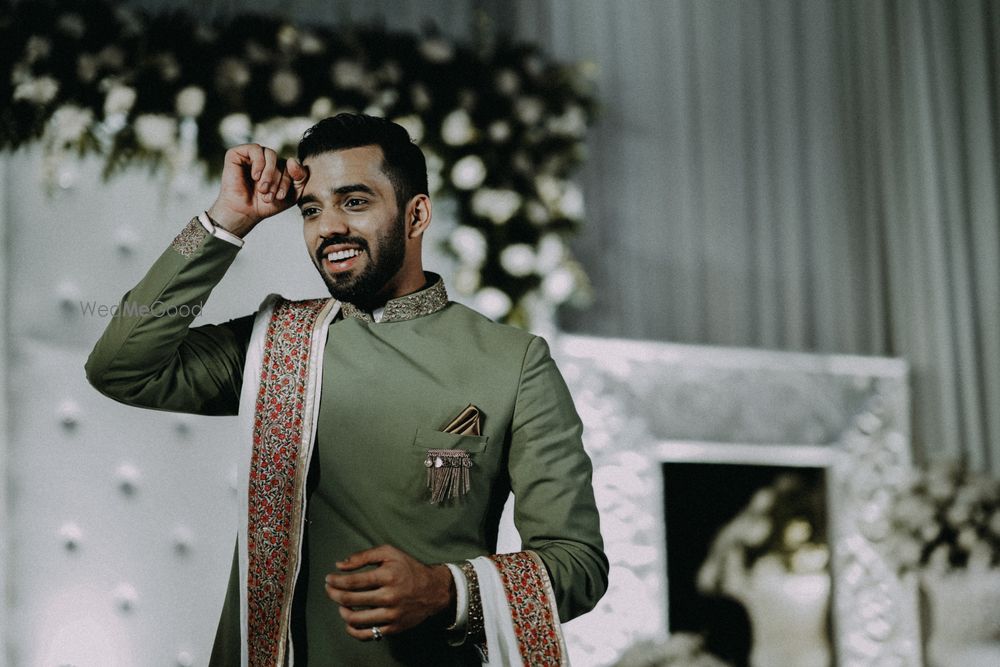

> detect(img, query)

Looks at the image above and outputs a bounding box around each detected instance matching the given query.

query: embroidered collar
[339,273,449,323]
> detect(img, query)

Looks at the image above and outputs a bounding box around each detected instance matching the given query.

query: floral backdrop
[0,0,598,326]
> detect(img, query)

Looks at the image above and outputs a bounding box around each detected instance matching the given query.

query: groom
[86,113,607,665]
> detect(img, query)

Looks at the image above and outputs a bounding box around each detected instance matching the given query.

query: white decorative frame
[549,334,921,667]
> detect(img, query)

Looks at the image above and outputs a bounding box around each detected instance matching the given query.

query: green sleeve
[507,336,609,621]
[85,219,254,416]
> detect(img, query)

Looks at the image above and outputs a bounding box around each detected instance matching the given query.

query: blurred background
[1,0,999,665]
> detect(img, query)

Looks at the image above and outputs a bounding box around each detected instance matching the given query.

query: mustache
[316,236,369,261]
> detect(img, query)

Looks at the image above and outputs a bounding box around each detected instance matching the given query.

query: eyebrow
[297,183,378,208]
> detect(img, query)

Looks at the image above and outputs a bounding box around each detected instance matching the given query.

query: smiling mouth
[320,245,365,273]
[327,248,361,262]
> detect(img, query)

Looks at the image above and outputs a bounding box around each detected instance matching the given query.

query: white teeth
[326,249,361,262]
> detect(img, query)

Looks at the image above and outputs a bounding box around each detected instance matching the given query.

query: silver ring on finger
[371,625,383,641]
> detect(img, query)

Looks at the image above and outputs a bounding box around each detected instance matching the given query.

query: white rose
[449,226,488,266]
[957,526,979,550]
[392,115,424,144]
[696,559,720,593]
[134,114,177,151]
[547,104,588,137]
[244,40,271,64]
[410,83,432,111]
[158,53,181,81]
[25,36,52,63]
[946,503,971,527]
[473,287,512,320]
[270,69,302,106]
[488,120,511,143]
[535,175,563,205]
[57,13,86,39]
[14,76,59,105]
[926,466,956,500]
[300,32,326,55]
[782,518,813,548]
[919,522,940,542]
[283,117,314,146]
[453,266,481,295]
[419,38,454,63]
[790,544,829,573]
[277,25,299,52]
[252,118,291,152]
[310,97,334,119]
[77,53,99,83]
[378,61,402,85]
[499,244,535,277]
[534,234,565,273]
[49,105,93,145]
[514,96,544,125]
[175,86,205,117]
[219,113,251,147]
[495,68,520,96]
[450,155,486,190]
[424,148,444,193]
[98,46,125,70]
[525,201,549,225]
[376,88,399,109]
[559,183,585,219]
[989,509,1000,536]
[216,58,251,89]
[331,60,366,89]
[749,488,776,513]
[441,109,474,146]
[892,537,923,568]
[471,188,522,224]
[427,171,443,195]
[541,266,576,304]
[103,84,136,116]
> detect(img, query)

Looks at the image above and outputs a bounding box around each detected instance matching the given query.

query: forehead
[301,145,392,196]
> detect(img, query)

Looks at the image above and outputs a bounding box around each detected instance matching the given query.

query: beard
[313,209,407,309]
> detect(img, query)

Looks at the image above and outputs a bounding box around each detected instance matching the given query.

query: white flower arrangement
[697,473,829,599]
[1,0,597,327]
[885,462,1000,573]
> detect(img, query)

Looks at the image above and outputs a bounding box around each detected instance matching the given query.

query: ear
[406,194,432,239]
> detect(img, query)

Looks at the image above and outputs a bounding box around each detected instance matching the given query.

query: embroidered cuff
[170,218,210,257]
[197,211,245,248]
[460,560,485,643]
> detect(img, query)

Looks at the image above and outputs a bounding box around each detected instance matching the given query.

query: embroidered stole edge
[236,295,339,667]
[473,551,569,666]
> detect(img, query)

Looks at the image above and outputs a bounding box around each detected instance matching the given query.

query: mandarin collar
[339,273,448,323]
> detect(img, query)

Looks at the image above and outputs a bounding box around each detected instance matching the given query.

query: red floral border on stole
[246,298,329,667]
[489,551,565,666]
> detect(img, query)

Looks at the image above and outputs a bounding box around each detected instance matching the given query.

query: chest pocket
[411,428,489,453]
[412,429,492,503]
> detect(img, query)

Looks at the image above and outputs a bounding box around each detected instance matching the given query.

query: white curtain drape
[499,0,1000,472]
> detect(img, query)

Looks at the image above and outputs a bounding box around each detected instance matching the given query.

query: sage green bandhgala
[86,220,608,666]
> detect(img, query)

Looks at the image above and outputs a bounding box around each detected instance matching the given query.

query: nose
[316,210,350,238]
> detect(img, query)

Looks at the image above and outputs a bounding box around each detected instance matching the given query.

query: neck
[350,271,432,311]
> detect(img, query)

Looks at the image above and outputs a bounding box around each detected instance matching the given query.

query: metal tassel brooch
[425,449,472,503]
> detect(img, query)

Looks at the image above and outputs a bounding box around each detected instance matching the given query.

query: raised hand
[206,144,309,238]
[324,544,456,641]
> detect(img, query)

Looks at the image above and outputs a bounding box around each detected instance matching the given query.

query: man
[86,114,607,666]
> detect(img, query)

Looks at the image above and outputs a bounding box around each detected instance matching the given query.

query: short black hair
[298,113,428,208]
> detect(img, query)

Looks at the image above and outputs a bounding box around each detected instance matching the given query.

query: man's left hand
[325,544,455,641]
